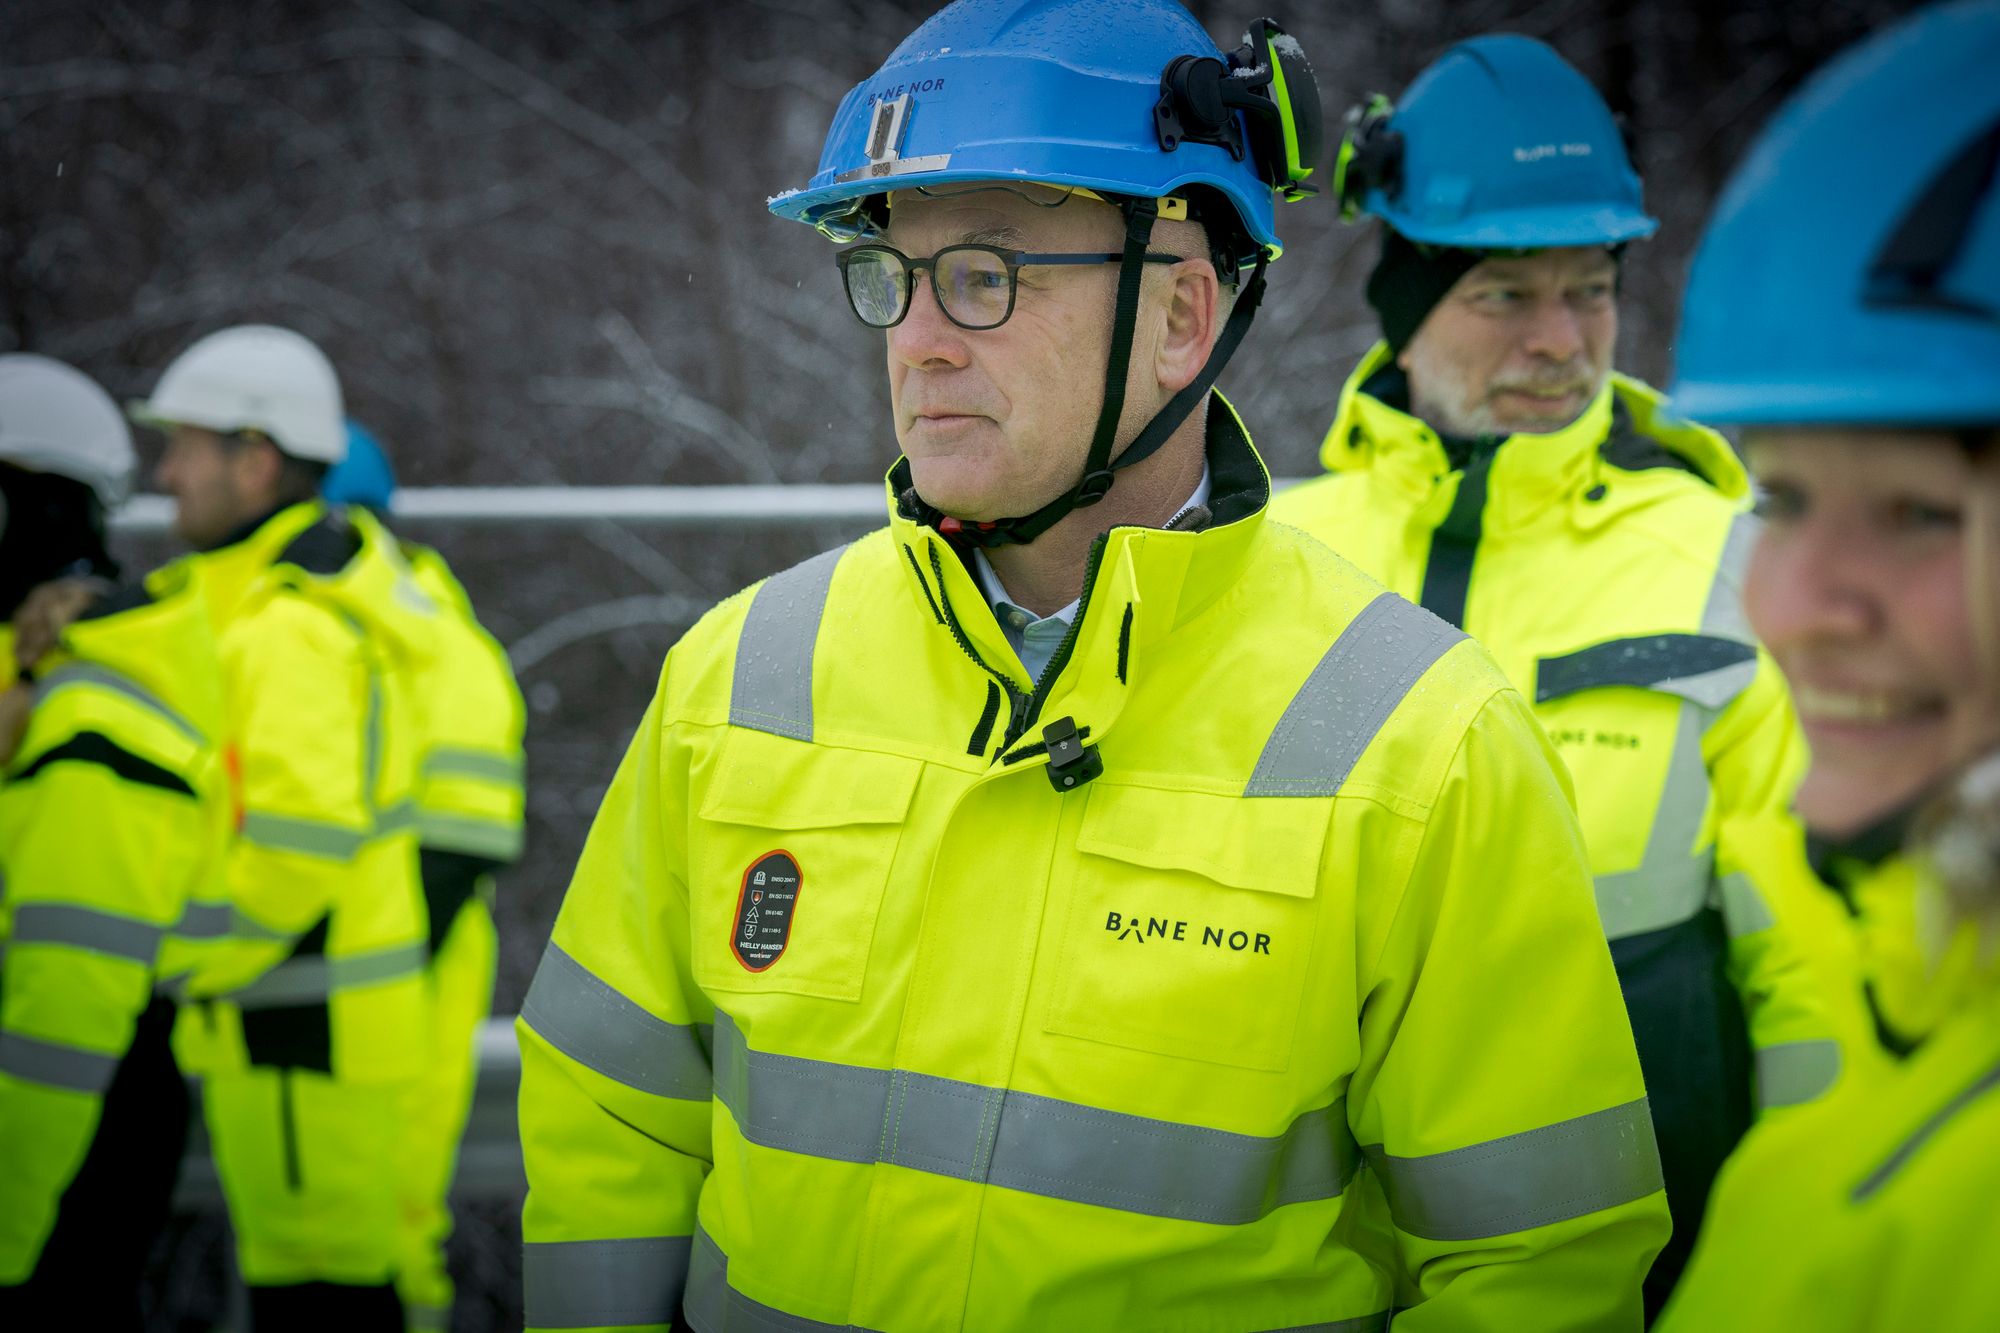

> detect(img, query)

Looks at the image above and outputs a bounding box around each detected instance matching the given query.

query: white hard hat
[0,352,138,505]
[130,324,346,464]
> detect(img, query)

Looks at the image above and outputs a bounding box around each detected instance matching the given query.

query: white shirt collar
[971,461,1212,628]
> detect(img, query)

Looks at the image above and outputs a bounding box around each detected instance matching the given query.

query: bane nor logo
[732,850,802,972]
[1104,911,1271,955]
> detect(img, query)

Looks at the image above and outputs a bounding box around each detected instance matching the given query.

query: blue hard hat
[1336,34,1656,249]
[322,419,397,510]
[1673,0,2000,427]
[767,0,1311,258]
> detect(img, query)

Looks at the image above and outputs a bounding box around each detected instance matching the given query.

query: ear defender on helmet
[1155,18,1322,204]
[1332,94,1402,221]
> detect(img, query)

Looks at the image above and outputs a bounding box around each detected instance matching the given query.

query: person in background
[0,353,230,1327]
[325,422,527,1333]
[1656,2,2000,1325]
[1272,35,1833,1312]
[515,2,1667,1329]
[134,325,439,1330]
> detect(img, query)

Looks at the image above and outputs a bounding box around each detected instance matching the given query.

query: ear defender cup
[1333,94,1402,220]
[1156,17,1322,198]
[1245,18,1323,200]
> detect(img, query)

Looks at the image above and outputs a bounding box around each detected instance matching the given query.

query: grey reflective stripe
[1714,870,1776,937]
[363,668,385,816]
[520,940,712,1100]
[375,799,421,837]
[0,1031,120,1094]
[684,1226,1390,1333]
[1703,511,1760,644]
[1593,703,1715,940]
[686,1227,859,1333]
[406,1305,448,1333]
[1589,513,1763,940]
[1852,1056,2000,1202]
[713,1012,1357,1225]
[38,663,204,743]
[419,811,525,859]
[225,942,427,1009]
[1534,634,1758,710]
[1757,1040,1842,1109]
[1247,592,1465,797]
[1363,1097,1663,1241]
[240,810,367,859]
[522,1235,691,1330]
[174,900,237,940]
[730,545,846,742]
[424,748,524,785]
[9,903,164,965]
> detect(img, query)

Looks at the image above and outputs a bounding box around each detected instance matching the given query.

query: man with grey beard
[1274,34,1839,1319]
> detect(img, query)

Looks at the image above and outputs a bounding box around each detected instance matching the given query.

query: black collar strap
[899,196,1269,550]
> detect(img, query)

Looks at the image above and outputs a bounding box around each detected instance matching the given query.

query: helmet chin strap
[898,196,1269,549]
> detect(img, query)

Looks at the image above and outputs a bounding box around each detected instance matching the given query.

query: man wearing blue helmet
[1275,34,1835,1313]
[517,3,1667,1329]
[1658,3,2000,1326]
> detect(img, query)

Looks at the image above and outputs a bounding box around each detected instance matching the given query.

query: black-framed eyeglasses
[836,243,1181,331]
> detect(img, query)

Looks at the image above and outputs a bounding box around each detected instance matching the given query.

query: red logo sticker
[731,850,802,972]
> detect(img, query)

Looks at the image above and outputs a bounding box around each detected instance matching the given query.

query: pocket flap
[701,732,922,829]
[1076,784,1329,897]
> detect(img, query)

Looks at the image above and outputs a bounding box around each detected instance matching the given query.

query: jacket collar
[885,392,1270,745]
[181,500,439,666]
[1318,341,1749,536]
[184,500,327,633]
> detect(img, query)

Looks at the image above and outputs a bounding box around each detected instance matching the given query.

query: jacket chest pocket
[1043,784,1329,1073]
[691,730,921,1003]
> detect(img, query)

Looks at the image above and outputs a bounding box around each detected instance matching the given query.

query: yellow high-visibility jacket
[518,400,1669,1333]
[396,539,525,1330]
[1274,348,1837,1292]
[170,501,438,1085]
[1658,932,2000,1330]
[405,541,526,873]
[0,566,230,1280]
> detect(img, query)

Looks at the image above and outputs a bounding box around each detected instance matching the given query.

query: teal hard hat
[1672,0,2000,426]
[322,419,397,511]
[767,0,1322,262]
[1333,34,1657,249]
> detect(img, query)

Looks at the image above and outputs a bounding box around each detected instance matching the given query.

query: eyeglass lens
[843,247,1016,330]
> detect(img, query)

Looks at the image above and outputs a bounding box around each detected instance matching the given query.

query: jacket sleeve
[0,700,203,1281]
[1705,649,1843,1111]
[517,675,714,1333]
[187,596,376,996]
[1348,687,1670,1333]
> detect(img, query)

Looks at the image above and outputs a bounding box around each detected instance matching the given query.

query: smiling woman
[1656,2,2000,1327]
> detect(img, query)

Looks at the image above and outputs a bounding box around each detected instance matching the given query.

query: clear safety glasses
[836,243,1180,331]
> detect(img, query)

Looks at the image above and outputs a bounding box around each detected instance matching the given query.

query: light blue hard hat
[1672,0,2000,426]
[1334,34,1656,249]
[767,0,1320,260]
[322,419,396,510]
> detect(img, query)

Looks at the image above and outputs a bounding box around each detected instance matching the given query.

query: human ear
[1156,259,1220,394]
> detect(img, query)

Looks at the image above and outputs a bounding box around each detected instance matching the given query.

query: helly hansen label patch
[732,850,802,972]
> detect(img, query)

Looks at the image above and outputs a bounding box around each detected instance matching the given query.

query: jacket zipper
[922,544,1032,759]
[999,536,1106,757]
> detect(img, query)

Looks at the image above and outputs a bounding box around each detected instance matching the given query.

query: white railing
[113,484,890,532]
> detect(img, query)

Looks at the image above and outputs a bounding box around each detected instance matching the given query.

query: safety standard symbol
[732,850,802,972]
